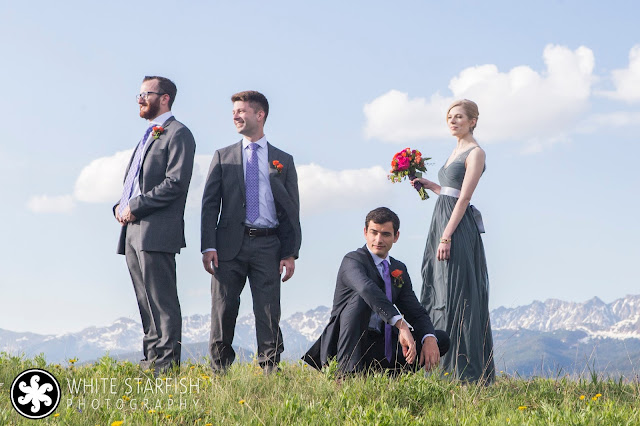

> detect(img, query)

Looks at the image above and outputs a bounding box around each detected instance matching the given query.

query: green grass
[1,353,639,425]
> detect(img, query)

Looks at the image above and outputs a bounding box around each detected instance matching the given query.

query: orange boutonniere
[391,269,404,288]
[152,126,164,139]
[272,160,284,173]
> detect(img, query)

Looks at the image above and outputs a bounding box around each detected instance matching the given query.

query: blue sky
[2,0,639,334]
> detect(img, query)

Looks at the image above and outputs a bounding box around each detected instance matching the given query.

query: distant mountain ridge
[491,295,640,339]
[2,296,639,377]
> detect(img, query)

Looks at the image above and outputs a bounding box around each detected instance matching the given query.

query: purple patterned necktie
[118,125,154,215]
[245,143,260,223]
[381,260,393,362]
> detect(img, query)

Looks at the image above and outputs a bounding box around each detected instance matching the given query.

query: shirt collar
[149,111,174,127]
[366,245,390,266]
[242,135,268,150]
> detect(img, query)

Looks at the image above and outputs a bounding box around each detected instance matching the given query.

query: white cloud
[186,154,214,208]
[364,45,595,145]
[72,150,212,208]
[601,45,640,102]
[26,195,76,213]
[74,150,133,203]
[298,164,392,215]
[32,150,392,218]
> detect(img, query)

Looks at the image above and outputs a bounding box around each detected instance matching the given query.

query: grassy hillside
[1,353,638,425]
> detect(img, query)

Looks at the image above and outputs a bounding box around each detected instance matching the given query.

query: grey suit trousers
[125,222,182,369]
[209,233,283,370]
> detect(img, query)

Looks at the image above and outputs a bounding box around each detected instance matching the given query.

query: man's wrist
[421,334,437,345]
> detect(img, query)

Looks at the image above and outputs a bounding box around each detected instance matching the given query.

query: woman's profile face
[447,106,476,137]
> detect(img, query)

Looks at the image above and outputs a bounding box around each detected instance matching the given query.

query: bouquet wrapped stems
[408,171,429,200]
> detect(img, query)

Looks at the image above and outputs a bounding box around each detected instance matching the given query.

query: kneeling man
[303,207,449,373]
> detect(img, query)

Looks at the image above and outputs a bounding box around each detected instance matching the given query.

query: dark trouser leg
[125,224,181,369]
[337,294,373,373]
[246,235,283,368]
[125,230,157,368]
[209,254,248,371]
[139,250,180,369]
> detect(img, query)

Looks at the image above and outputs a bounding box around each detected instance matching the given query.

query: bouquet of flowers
[388,148,430,200]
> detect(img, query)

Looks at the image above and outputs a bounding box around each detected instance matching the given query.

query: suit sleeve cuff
[421,333,437,344]
[202,248,217,253]
[389,315,402,326]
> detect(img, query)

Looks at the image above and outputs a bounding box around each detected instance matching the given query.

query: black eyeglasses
[136,91,166,101]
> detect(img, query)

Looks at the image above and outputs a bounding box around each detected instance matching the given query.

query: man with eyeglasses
[114,76,196,376]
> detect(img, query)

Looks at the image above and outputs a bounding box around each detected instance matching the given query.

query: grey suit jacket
[303,246,435,368]
[116,116,196,254]
[200,141,301,261]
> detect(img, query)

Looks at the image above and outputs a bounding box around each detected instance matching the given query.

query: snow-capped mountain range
[491,295,640,339]
[2,296,639,365]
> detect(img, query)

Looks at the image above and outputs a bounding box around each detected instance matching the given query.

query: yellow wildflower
[148,409,156,414]
[201,375,210,380]
[53,413,60,417]
[165,415,171,419]
[111,422,124,426]
[444,372,449,376]
[239,399,246,405]
[190,366,195,369]
[579,395,585,400]
[518,406,527,410]
[68,358,78,364]
[168,394,173,398]
[595,393,602,398]
[122,395,130,401]
[592,396,598,401]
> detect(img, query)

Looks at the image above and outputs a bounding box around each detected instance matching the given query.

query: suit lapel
[360,246,386,291]
[233,140,246,199]
[267,143,280,195]
[141,116,174,165]
[388,257,404,301]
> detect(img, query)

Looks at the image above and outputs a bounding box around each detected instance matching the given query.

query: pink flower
[396,156,410,171]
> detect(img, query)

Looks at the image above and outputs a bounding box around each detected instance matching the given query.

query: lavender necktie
[118,125,154,215]
[245,143,260,223]
[381,259,393,362]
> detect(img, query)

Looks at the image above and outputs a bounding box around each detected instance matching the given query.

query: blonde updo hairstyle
[446,99,479,133]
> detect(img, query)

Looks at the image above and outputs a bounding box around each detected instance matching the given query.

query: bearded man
[114,76,196,375]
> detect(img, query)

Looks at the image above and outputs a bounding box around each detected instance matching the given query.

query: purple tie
[245,143,260,223]
[118,125,154,215]
[381,260,393,362]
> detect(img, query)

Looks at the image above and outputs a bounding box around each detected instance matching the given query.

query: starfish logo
[10,368,61,419]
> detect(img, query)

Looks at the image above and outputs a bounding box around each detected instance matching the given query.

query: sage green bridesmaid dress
[420,147,495,383]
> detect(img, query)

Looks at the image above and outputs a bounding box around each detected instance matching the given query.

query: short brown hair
[231,90,269,123]
[143,76,177,109]
[365,207,400,235]
[447,99,479,133]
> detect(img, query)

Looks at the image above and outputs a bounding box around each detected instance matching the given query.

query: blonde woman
[411,99,495,383]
